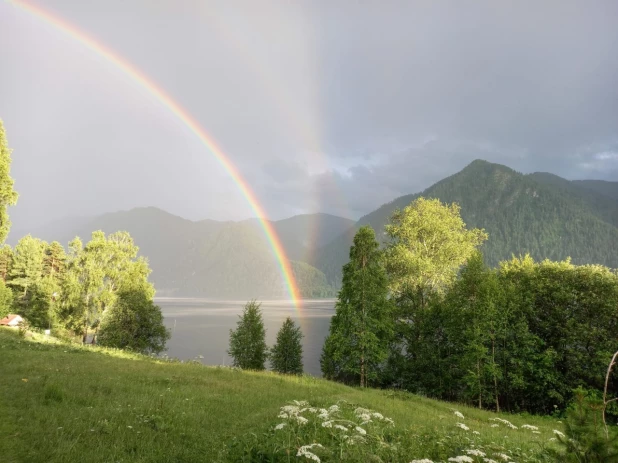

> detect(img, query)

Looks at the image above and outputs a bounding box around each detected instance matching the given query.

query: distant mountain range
[9,159,618,297]
[9,209,354,298]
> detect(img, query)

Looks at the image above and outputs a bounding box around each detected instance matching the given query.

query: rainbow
[8,0,302,307]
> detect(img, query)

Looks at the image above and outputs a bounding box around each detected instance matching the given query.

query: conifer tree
[0,120,18,244]
[43,241,66,281]
[228,300,268,370]
[8,235,45,299]
[321,226,393,387]
[270,317,303,375]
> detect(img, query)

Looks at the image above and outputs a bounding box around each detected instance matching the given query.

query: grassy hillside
[8,208,353,298]
[314,160,618,286]
[0,328,560,462]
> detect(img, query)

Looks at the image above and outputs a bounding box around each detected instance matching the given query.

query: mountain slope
[314,160,618,286]
[9,208,351,298]
[573,179,618,200]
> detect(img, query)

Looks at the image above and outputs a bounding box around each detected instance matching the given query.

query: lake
[157,298,336,376]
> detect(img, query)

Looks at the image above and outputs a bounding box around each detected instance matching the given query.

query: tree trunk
[492,336,500,412]
[82,321,88,344]
[477,360,482,409]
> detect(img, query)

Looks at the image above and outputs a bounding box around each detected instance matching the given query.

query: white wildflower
[297,444,323,462]
[484,459,498,463]
[384,417,395,426]
[472,430,480,435]
[274,423,287,430]
[549,437,557,442]
[410,460,434,463]
[355,426,367,435]
[321,421,333,428]
[334,424,348,432]
[454,411,465,419]
[372,412,384,420]
[465,449,486,457]
[521,424,538,431]
[328,405,340,414]
[448,457,474,463]
[532,430,540,434]
[490,424,499,428]
[293,400,309,407]
[494,454,511,461]
[553,429,565,438]
[295,416,309,425]
[456,422,470,431]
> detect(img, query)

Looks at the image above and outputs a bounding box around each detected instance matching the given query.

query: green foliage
[8,235,45,302]
[385,197,487,298]
[43,241,66,281]
[385,251,618,416]
[270,317,303,375]
[58,231,153,341]
[322,226,393,387]
[0,244,13,281]
[548,388,618,462]
[98,289,170,354]
[228,300,268,370]
[0,120,18,244]
[0,279,12,319]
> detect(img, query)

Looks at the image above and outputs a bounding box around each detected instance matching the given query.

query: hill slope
[314,160,618,286]
[9,208,353,298]
[0,328,557,462]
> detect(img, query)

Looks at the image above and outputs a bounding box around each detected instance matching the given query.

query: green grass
[0,327,560,462]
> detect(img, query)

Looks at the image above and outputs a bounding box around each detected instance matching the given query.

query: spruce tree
[321,226,393,387]
[8,235,45,300]
[270,317,303,375]
[0,120,18,244]
[228,300,268,370]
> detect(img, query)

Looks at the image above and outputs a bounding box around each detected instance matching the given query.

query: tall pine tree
[321,226,393,387]
[270,317,303,375]
[228,301,268,370]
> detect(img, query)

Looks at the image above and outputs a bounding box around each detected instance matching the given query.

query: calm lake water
[157,298,336,376]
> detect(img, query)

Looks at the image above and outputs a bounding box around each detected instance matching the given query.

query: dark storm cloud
[1,0,617,232]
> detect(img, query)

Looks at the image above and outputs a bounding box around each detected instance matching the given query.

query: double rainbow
[8,0,301,307]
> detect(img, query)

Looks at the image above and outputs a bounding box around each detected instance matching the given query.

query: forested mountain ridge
[9,208,353,298]
[312,159,618,286]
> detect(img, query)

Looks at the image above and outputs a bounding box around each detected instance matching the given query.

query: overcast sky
[1,0,617,231]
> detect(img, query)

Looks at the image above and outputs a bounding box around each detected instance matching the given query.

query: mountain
[313,160,618,286]
[572,179,618,200]
[8,208,354,299]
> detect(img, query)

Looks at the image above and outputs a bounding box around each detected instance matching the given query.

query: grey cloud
[1,0,617,232]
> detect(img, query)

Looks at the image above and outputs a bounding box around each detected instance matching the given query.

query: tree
[270,317,303,375]
[58,231,153,342]
[385,197,487,306]
[98,289,170,354]
[8,235,45,301]
[228,300,268,370]
[321,226,393,387]
[43,241,66,281]
[0,279,12,319]
[0,120,18,244]
[0,245,13,282]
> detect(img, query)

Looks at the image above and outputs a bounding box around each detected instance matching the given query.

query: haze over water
[158,299,336,376]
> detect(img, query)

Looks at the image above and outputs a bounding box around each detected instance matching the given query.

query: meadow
[0,327,562,463]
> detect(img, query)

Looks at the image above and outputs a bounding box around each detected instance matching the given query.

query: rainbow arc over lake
[9,0,302,307]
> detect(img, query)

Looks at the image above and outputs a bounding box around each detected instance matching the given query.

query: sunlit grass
[0,327,558,462]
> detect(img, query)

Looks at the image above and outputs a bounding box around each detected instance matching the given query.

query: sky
[1,0,617,232]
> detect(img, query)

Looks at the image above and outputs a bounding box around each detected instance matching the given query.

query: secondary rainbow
[9,0,302,307]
